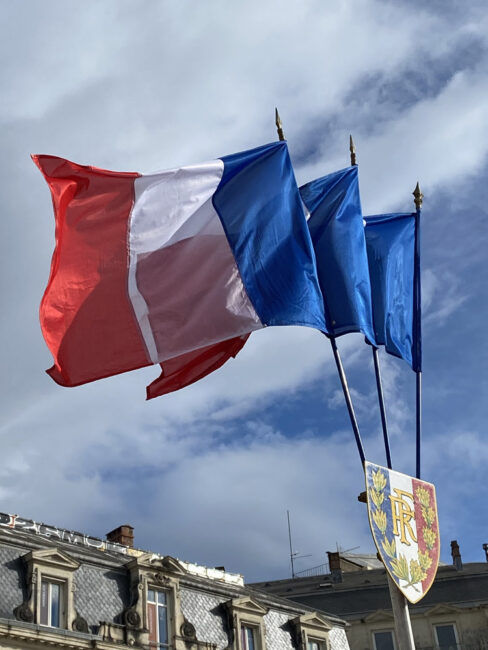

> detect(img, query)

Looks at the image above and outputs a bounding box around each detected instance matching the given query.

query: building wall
[0,545,25,619]
[346,607,488,650]
[0,523,350,650]
[180,587,229,648]
[252,561,488,650]
[328,628,351,650]
[74,564,130,631]
[263,610,294,650]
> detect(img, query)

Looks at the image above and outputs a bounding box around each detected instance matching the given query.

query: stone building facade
[252,546,488,650]
[0,513,349,650]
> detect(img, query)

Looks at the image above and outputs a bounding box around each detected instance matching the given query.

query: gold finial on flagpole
[349,135,357,166]
[275,108,285,141]
[413,182,423,210]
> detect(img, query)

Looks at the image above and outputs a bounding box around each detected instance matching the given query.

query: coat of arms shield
[365,461,440,604]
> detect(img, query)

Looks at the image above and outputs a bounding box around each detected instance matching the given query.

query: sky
[1,0,487,584]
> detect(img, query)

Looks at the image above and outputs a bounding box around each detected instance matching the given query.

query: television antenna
[335,542,361,553]
[287,510,312,578]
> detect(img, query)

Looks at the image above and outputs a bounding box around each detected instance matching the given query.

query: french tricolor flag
[34,142,326,393]
[146,164,378,400]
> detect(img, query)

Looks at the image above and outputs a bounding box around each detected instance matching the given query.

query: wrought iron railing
[294,563,329,577]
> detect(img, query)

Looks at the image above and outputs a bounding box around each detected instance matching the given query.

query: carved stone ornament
[72,614,89,634]
[180,619,197,641]
[14,602,34,623]
[124,607,141,628]
[154,571,170,586]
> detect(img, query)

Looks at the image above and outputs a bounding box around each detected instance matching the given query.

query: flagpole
[285,115,414,646]
[275,107,285,142]
[372,346,392,469]
[413,183,423,479]
[416,371,422,479]
[329,337,366,464]
[349,137,414,650]
[387,574,416,649]
[350,135,392,469]
[275,110,366,465]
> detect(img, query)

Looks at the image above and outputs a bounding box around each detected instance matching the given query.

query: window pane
[158,603,168,644]
[436,625,457,649]
[308,642,321,650]
[241,625,256,650]
[50,583,60,628]
[148,589,155,602]
[40,581,49,625]
[157,591,166,605]
[374,631,395,650]
[245,626,256,650]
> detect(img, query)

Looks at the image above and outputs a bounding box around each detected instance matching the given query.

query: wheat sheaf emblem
[369,469,436,592]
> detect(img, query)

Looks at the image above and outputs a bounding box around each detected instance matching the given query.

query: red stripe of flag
[147,334,250,399]
[33,155,151,386]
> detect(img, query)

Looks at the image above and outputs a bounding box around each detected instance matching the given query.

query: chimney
[327,551,343,583]
[450,540,462,570]
[106,524,134,548]
[483,543,488,562]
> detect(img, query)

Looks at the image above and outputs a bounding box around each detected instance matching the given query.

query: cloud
[0,0,487,580]
[422,268,469,328]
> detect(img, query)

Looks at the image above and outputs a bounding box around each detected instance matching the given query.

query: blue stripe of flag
[213,141,326,331]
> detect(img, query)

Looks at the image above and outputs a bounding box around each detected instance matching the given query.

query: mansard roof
[0,511,347,642]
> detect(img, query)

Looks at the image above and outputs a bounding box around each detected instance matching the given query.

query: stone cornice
[0,619,129,650]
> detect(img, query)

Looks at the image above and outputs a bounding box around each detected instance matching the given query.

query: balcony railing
[294,563,329,578]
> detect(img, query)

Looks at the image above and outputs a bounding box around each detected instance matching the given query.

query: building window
[373,630,396,650]
[434,624,458,649]
[147,589,170,648]
[40,579,64,628]
[15,548,80,630]
[290,612,331,650]
[307,640,325,650]
[224,596,267,650]
[241,624,258,650]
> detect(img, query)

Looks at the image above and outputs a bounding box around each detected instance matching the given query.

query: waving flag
[300,166,376,344]
[147,164,377,399]
[146,334,249,400]
[364,212,421,371]
[34,141,326,389]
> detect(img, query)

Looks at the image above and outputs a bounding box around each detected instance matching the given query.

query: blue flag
[300,166,376,344]
[364,212,421,372]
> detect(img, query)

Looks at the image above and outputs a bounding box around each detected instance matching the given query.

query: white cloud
[0,0,487,578]
[422,268,469,328]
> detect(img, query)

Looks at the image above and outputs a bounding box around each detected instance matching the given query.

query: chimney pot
[106,524,134,548]
[450,540,462,570]
[327,551,341,571]
[327,551,343,583]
